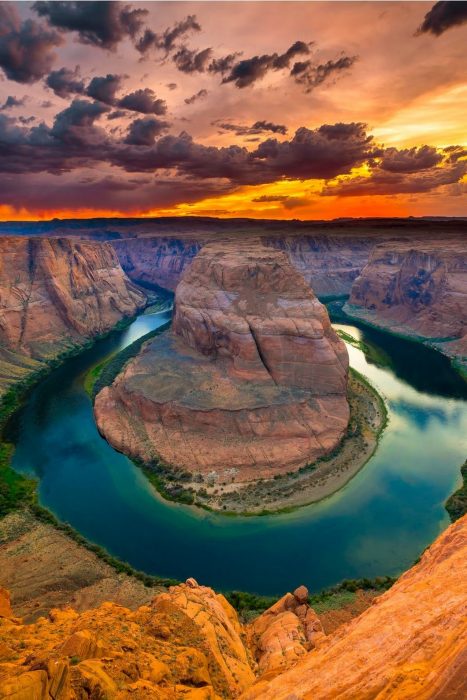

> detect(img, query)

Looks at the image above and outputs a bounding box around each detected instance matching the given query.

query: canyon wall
[112,237,202,292]
[94,240,349,483]
[346,240,467,373]
[0,237,146,395]
[112,233,375,298]
[0,515,465,699]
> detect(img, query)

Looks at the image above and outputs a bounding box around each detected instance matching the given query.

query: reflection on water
[8,311,467,595]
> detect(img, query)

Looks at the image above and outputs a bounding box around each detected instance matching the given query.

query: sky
[0,0,466,221]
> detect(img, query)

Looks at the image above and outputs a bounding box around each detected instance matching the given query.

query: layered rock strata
[346,240,467,373]
[0,516,466,699]
[0,237,146,395]
[95,241,349,482]
[242,514,467,700]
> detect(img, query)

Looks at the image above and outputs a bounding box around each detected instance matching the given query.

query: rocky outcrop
[0,577,254,699]
[346,240,467,373]
[0,516,466,699]
[247,586,324,678]
[95,240,349,482]
[242,514,467,700]
[0,237,146,395]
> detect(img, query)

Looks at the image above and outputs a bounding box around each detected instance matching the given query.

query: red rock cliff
[346,240,467,370]
[0,237,146,396]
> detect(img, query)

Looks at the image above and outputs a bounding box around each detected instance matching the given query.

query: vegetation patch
[445,460,467,522]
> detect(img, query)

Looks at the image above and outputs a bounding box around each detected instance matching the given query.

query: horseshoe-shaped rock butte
[94,240,350,483]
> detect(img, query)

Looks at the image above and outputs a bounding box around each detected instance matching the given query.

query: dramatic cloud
[323,161,466,197]
[184,89,208,105]
[379,145,443,173]
[291,55,357,92]
[173,46,213,74]
[136,15,201,55]
[214,120,287,136]
[417,1,467,36]
[124,116,169,145]
[0,95,26,111]
[0,3,62,84]
[33,1,147,50]
[222,41,310,87]
[118,88,167,115]
[49,98,109,146]
[46,66,85,98]
[86,73,122,105]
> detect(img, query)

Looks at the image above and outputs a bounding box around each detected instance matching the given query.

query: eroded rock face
[247,586,325,678]
[242,514,467,700]
[0,237,146,396]
[95,241,349,482]
[0,578,254,699]
[0,237,146,359]
[346,240,467,371]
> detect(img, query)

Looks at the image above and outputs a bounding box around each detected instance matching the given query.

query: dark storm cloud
[118,88,167,115]
[291,55,357,92]
[0,3,62,84]
[221,41,310,88]
[184,89,208,105]
[46,66,85,98]
[208,52,242,74]
[0,95,26,110]
[417,1,467,36]
[107,109,127,120]
[86,73,122,105]
[136,15,201,55]
[49,98,110,146]
[124,116,169,145]
[172,46,213,74]
[379,145,443,173]
[33,1,147,50]
[214,120,287,136]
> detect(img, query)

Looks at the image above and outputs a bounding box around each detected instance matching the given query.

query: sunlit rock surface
[0,517,466,699]
[95,240,349,482]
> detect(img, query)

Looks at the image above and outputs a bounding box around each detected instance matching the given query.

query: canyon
[345,239,467,375]
[0,217,465,699]
[94,240,350,487]
[0,237,146,397]
[0,514,465,699]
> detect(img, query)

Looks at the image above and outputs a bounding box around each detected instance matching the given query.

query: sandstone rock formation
[346,240,467,373]
[95,241,349,482]
[0,516,466,699]
[242,514,467,700]
[0,578,254,699]
[0,237,146,395]
[247,585,324,678]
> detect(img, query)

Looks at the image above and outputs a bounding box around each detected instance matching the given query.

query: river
[7,309,467,595]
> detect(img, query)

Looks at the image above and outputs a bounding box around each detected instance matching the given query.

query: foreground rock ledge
[0,515,466,699]
[95,240,350,482]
